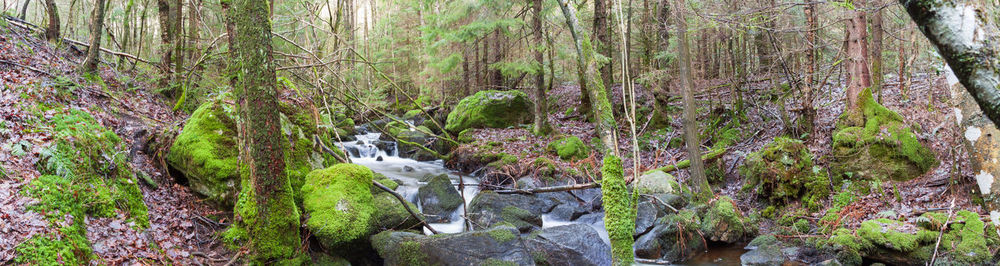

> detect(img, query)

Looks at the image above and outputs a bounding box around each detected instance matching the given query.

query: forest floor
[460,70,984,232]
[0,22,232,264]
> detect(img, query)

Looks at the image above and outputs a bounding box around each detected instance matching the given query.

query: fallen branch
[61,37,155,65]
[314,135,350,164]
[0,59,55,77]
[494,182,600,194]
[373,180,439,235]
[642,148,727,175]
[930,198,956,266]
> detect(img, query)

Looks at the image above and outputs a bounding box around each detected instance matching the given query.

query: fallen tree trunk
[643,148,727,175]
[495,182,601,194]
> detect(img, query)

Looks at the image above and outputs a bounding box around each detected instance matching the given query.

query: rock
[370,191,423,232]
[403,165,414,172]
[516,177,540,190]
[816,259,843,266]
[547,203,588,221]
[741,136,829,211]
[831,88,937,181]
[634,201,657,237]
[651,193,688,211]
[371,226,534,265]
[167,97,335,207]
[634,210,705,262]
[570,188,604,212]
[546,136,590,161]
[417,174,463,223]
[524,224,613,266]
[700,196,751,243]
[376,156,384,161]
[444,90,534,133]
[635,170,676,194]
[301,164,375,249]
[467,191,545,232]
[740,245,784,266]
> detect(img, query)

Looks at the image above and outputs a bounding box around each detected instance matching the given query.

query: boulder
[634,210,706,262]
[635,170,676,194]
[444,90,534,133]
[467,191,546,232]
[524,224,613,266]
[741,136,829,211]
[370,174,423,232]
[371,226,534,265]
[700,196,752,243]
[740,245,785,266]
[546,136,590,161]
[301,164,375,249]
[831,88,937,181]
[417,174,463,223]
[634,201,657,237]
[167,97,335,207]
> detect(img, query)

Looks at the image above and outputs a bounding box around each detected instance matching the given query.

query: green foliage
[600,156,635,265]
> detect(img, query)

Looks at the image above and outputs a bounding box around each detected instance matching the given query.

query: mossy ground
[15,107,151,264]
[546,136,590,161]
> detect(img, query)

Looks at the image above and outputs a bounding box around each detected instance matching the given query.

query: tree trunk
[555,0,618,155]
[593,0,612,90]
[800,0,818,137]
[900,0,1000,226]
[845,0,871,110]
[119,0,134,66]
[172,0,184,81]
[225,0,301,262]
[674,0,711,201]
[44,0,60,42]
[870,1,884,102]
[532,0,551,135]
[158,0,173,83]
[18,0,30,20]
[79,0,107,74]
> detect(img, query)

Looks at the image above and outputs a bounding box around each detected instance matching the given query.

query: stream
[335,126,747,265]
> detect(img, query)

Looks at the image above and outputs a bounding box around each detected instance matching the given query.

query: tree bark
[594,0,612,90]
[226,0,301,262]
[900,0,1000,227]
[555,0,619,155]
[18,0,30,20]
[172,0,184,81]
[532,0,551,135]
[673,0,711,201]
[79,0,107,74]
[158,0,173,83]
[845,0,871,110]
[44,0,60,42]
[870,1,884,102]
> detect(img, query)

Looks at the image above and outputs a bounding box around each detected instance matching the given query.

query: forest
[1,0,1000,265]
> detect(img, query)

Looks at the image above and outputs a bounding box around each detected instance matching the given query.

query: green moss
[831,88,937,181]
[601,155,634,265]
[403,109,423,120]
[486,153,519,168]
[487,228,517,243]
[15,223,92,265]
[858,219,919,252]
[457,128,475,143]
[700,196,750,241]
[300,164,375,249]
[444,90,534,133]
[762,206,777,218]
[532,157,558,178]
[741,137,829,211]
[951,211,990,264]
[371,232,429,266]
[482,258,518,266]
[15,175,98,265]
[370,192,423,232]
[794,219,811,234]
[546,136,590,161]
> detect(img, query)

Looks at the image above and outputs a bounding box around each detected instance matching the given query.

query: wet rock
[740,245,784,266]
[371,226,533,265]
[417,174,463,223]
[575,213,604,224]
[547,203,588,221]
[570,188,603,211]
[376,156,383,161]
[634,201,657,237]
[444,90,534,133]
[403,165,414,172]
[467,191,545,232]
[370,175,423,232]
[634,210,705,262]
[524,224,613,266]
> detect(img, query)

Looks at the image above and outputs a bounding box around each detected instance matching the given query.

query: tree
[870,0,884,102]
[225,0,302,262]
[79,0,108,74]
[594,0,612,89]
[158,0,173,84]
[44,0,59,42]
[673,0,711,201]
[844,0,871,110]
[900,0,1000,225]
[554,1,632,264]
[532,0,552,135]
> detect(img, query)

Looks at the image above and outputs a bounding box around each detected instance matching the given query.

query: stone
[301,164,375,249]
[468,191,546,232]
[416,174,462,223]
[524,224,613,266]
[740,245,784,266]
[635,170,676,194]
[444,90,534,133]
[371,226,533,265]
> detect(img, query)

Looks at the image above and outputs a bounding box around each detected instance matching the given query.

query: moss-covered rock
[444,90,534,133]
[416,174,463,222]
[741,137,830,211]
[634,210,705,262]
[822,211,992,265]
[301,164,375,249]
[699,196,751,242]
[831,88,937,181]
[371,225,534,265]
[546,136,590,161]
[168,97,335,207]
[635,170,676,194]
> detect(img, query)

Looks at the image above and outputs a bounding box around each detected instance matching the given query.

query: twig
[221,250,243,266]
[929,198,956,266]
[494,182,601,194]
[0,59,55,77]
[373,180,439,235]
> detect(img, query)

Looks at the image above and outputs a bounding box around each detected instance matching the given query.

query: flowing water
[336,128,747,265]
